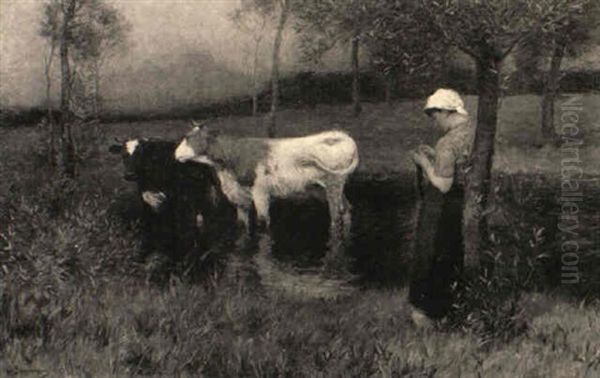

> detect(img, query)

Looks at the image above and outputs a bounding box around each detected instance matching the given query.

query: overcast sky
[0,0,308,108]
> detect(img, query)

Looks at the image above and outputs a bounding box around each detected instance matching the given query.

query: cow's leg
[325,179,346,252]
[341,193,352,238]
[231,206,254,253]
[236,207,250,232]
[252,186,270,232]
[326,179,348,234]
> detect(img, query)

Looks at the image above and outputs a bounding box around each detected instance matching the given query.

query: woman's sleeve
[433,139,457,178]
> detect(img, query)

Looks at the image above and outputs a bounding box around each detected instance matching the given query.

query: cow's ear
[191,120,209,132]
[108,144,122,154]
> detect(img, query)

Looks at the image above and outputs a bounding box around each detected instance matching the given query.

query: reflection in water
[345,177,416,287]
[252,233,356,300]
[236,175,417,297]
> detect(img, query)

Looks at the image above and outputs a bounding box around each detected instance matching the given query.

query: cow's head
[175,121,216,164]
[110,138,178,184]
[109,138,144,181]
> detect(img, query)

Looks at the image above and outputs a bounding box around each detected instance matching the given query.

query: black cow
[109,138,236,278]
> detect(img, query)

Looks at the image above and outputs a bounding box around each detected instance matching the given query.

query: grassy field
[94,93,600,176]
[1,94,599,376]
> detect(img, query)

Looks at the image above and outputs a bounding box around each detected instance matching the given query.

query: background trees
[230,2,270,117]
[363,1,449,104]
[294,1,447,112]
[514,1,599,140]
[69,0,129,118]
[529,1,598,140]
[40,2,61,164]
[295,0,377,117]
[230,0,291,137]
[268,0,291,137]
[39,0,128,176]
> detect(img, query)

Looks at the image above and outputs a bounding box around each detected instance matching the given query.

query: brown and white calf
[174,124,359,237]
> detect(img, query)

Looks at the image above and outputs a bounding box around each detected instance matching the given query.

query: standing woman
[409,88,475,324]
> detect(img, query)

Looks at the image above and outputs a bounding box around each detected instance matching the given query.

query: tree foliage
[40,0,129,118]
[39,0,129,177]
[294,0,378,115]
[294,0,375,65]
[41,0,128,61]
[513,1,598,138]
[364,0,449,96]
[232,0,293,136]
[515,0,598,77]
[540,0,595,139]
[422,1,580,63]
[230,0,273,116]
[71,0,129,64]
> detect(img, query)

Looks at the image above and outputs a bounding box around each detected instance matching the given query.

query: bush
[0,129,142,353]
[0,107,50,128]
[446,259,531,345]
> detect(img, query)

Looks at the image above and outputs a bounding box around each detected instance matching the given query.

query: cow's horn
[190,119,208,131]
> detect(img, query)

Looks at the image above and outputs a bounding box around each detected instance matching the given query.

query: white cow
[174,123,359,237]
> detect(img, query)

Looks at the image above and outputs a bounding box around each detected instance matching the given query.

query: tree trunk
[514,39,543,93]
[351,32,362,116]
[384,70,395,105]
[463,54,502,272]
[252,31,264,117]
[59,0,77,178]
[45,43,57,166]
[252,45,260,117]
[541,42,564,142]
[252,89,259,117]
[93,62,101,119]
[267,0,288,138]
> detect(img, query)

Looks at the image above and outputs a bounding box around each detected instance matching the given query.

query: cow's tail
[309,143,359,176]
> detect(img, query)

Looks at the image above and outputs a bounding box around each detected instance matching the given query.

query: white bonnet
[424,88,468,116]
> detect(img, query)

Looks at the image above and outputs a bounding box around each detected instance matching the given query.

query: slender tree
[514,1,597,140]
[68,0,129,118]
[40,3,61,165]
[230,3,269,116]
[537,1,598,140]
[268,0,290,137]
[58,0,78,177]
[40,0,128,176]
[513,37,543,92]
[232,0,290,137]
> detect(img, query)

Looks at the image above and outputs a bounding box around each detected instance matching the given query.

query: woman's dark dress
[409,119,474,318]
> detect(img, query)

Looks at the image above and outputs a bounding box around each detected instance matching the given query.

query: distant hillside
[102,50,251,114]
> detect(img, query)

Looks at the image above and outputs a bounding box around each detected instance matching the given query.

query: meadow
[1,94,599,376]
